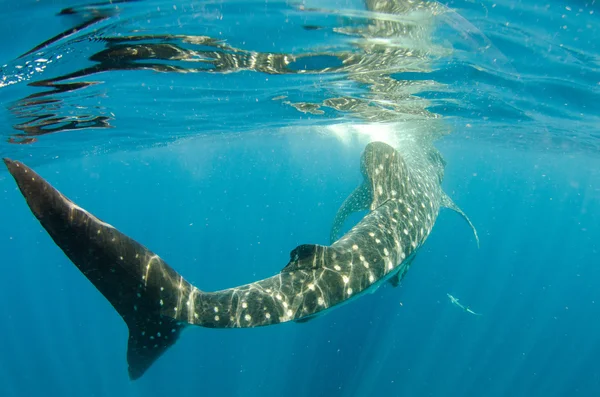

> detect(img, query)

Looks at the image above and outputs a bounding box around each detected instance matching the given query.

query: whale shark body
[3,140,477,380]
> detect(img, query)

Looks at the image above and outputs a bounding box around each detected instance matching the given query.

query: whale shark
[3,140,477,380]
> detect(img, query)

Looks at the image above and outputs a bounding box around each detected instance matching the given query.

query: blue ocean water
[0,0,599,396]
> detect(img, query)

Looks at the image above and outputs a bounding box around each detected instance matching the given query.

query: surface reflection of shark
[4,0,448,144]
[5,138,477,380]
[447,293,482,316]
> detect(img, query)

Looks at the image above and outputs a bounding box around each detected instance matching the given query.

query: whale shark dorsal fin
[329,182,371,243]
[441,193,480,248]
[282,244,327,273]
[329,141,407,243]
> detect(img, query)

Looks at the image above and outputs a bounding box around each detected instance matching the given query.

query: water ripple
[0,0,597,160]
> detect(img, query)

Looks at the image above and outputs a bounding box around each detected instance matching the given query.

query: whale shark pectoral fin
[389,271,402,288]
[3,158,197,380]
[388,254,416,288]
[282,244,337,273]
[329,182,371,243]
[441,193,480,248]
[294,313,321,323]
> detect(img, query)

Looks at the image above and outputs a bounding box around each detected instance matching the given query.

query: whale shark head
[330,126,449,241]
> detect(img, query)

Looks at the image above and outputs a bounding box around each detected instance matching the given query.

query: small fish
[447,293,482,316]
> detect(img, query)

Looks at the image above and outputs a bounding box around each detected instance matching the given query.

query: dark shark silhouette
[3,141,477,380]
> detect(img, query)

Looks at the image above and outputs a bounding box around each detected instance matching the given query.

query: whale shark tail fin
[441,192,480,248]
[3,158,197,380]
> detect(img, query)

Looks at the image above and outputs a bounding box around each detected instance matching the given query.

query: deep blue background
[1,133,599,396]
[1,0,599,396]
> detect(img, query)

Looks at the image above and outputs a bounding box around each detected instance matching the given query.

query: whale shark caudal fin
[330,142,407,243]
[441,193,480,248]
[3,158,194,380]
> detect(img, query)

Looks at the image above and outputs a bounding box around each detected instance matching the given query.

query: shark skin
[3,141,476,380]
